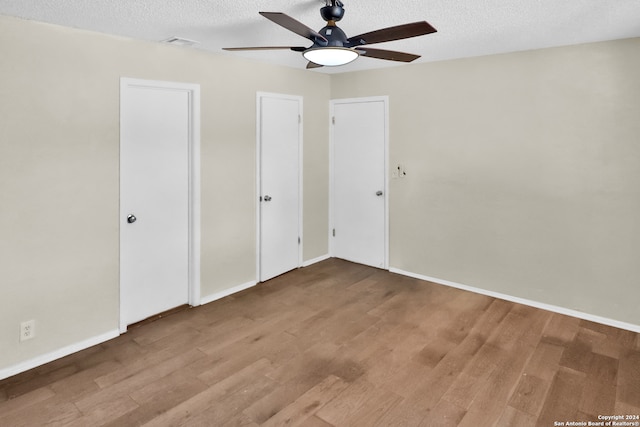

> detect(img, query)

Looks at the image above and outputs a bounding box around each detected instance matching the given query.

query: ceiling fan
[223,0,437,69]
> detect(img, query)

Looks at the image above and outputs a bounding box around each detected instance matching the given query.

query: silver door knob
[264,195,272,202]
[376,191,383,196]
[127,214,137,223]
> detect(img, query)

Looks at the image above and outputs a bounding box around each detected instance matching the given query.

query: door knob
[376,191,383,196]
[264,195,272,202]
[127,214,137,224]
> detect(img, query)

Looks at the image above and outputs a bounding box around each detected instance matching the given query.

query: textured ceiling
[1,0,639,74]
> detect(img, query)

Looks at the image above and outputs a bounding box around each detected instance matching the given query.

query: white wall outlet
[20,320,35,342]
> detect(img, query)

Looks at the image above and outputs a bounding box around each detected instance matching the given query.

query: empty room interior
[1,1,639,426]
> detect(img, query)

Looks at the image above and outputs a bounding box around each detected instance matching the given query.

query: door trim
[256,92,304,282]
[329,96,389,269]
[119,77,201,333]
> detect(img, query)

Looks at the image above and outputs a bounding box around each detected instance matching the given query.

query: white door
[120,78,200,331]
[257,93,302,282]
[331,97,388,269]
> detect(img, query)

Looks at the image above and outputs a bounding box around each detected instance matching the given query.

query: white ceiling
[1,0,639,74]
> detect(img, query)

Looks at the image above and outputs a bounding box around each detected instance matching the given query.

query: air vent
[162,37,199,47]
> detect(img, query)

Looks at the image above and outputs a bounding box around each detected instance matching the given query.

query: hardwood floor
[1,258,639,426]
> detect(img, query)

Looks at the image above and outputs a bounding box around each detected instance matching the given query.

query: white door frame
[256,92,304,282]
[329,96,389,269]
[119,77,201,333]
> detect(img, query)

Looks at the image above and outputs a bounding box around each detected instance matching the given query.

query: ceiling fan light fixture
[303,47,358,66]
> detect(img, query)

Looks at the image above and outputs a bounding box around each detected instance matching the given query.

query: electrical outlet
[20,320,35,342]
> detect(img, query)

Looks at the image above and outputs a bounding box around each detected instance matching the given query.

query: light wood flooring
[1,258,639,426]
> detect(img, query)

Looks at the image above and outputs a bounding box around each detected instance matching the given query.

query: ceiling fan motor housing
[318,25,349,47]
[318,1,348,47]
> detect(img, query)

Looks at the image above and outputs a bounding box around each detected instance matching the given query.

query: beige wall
[332,38,640,326]
[0,15,330,372]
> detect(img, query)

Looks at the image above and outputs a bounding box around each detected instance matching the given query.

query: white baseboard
[0,329,120,381]
[199,256,331,306]
[302,254,331,267]
[200,280,257,306]
[1,278,259,381]
[389,267,640,334]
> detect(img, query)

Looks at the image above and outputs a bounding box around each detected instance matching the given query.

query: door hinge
[332,116,335,125]
[332,228,335,237]
[298,115,302,124]
[298,236,301,244]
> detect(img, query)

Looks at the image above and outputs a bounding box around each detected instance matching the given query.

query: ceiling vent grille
[162,37,199,47]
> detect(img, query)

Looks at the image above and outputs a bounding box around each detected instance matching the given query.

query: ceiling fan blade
[306,61,324,69]
[223,46,307,52]
[347,21,436,47]
[355,47,420,62]
[259,12,328,44]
